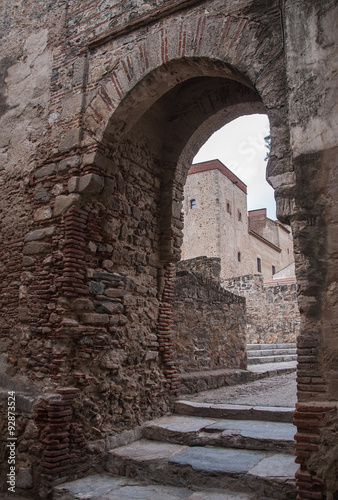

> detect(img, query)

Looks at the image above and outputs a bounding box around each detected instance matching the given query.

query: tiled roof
[189,159,247,194]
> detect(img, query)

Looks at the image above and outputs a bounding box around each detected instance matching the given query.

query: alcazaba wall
[222,274,300,345]
[172,259,247,373]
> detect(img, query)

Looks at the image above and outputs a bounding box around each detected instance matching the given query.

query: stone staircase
[54,400,298,499]
[247,343,297,365]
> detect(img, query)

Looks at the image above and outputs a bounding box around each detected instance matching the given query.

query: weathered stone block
[105,288,125,298]
[16,467,33,489]
[59,129,81,152]
[80,313,109,325]
[68,173,104,196]
[53,194,80,216]
[93,271,124,282]
[24,226,56,242]
[102,259,116,272]
[144,351,159,362]
[22,256,35,267]
[73,297,95,311]
[58,155,81,172]
[99,349,127,369]
[34,184,52,201]
[61,92,83,118]
[23,242,51,255]
[34,206,52,221]
[89,281,105,295]
[97,301,123,314]
[34,163,56,178]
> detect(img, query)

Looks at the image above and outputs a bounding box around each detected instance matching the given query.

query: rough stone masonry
[0,0,337,499]
[172,258,247,373]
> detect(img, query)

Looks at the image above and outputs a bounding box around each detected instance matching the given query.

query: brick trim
[88,0,207,48]
[156,263,180,396]
[37,388,87,479]
[294,403,337,499]
[57,207,89,298]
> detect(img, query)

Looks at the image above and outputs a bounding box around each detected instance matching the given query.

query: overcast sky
[193,114,276,220]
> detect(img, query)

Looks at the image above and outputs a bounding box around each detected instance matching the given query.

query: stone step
[179,363,296,395]
[143,415,295,453]
[174,400,294,423]
[179,368,264,395]
[247,343,297,351]
[53,473,277,500]
[105,439,297,500]
[247,355,297,365]
[248,360,297,375]
[247,348,297,357]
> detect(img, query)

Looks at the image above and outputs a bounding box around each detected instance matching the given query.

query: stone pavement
[55,364,297,499]
[183,366,297,409]
[174,401,294,422]
[53,474,267,499]
[246,343,297,365]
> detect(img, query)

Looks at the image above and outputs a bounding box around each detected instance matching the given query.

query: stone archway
[91,57,271,403]
[84,34,337,494]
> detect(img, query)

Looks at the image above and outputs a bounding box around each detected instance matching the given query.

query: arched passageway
[1,1,337,498]
[85,56,280,417]
[81,51,336,497]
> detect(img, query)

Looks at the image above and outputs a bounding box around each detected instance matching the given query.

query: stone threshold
[179,362,296,395]
[174,400,294,423]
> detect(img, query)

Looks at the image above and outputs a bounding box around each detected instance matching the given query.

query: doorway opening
[92,55,299,496]
[97,55,298,428]
[173,114,298,408]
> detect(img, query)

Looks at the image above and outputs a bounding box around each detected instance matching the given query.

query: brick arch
[84,1,291,207]
[85,56,256,143]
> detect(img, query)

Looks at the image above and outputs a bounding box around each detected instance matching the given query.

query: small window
[190,199,196,209]
[272,265,276,275]
[257,257,262,273]
[238,252,241,262]
[226,202,231,215]
[238,210,242,222]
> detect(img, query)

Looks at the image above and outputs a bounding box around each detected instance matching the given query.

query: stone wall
[176,256,221,282]
[222,274,300,344]
[172,268,247,373]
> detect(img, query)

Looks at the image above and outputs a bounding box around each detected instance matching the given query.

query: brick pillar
[294,403,337,499]
[156,263,180,396]
[57,207,89,298]
[37,388,87,480]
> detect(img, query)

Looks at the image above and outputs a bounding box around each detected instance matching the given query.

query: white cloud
[193,114,276,219]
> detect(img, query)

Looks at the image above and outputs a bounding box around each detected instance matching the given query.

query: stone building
[181,160,295,280]
[0,0,337,498]
[248,208,294,280]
